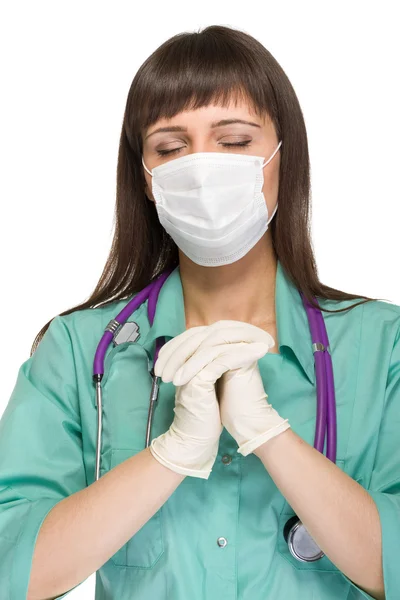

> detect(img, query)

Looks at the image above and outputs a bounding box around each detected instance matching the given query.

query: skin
[25,100,384,600]
[141,100,385,598]
[141,97,281,352]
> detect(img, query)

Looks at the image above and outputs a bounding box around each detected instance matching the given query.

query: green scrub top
[1,260,400,600]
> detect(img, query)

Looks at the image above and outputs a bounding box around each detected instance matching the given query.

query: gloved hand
[149,325,227,479]
[169,320,291,457]
[151,324,270,478]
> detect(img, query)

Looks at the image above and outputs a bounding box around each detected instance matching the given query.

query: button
[217,537,228,548]
[221,454,232,465]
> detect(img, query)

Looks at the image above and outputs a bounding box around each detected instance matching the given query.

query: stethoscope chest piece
[283,516,325,562]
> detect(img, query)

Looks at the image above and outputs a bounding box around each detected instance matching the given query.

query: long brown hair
[31,24,387,356]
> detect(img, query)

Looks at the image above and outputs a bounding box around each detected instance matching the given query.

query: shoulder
[44,291,147,357]
[320,295,400,348]
[360,298,400,348]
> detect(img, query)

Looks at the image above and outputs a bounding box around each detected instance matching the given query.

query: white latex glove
[151,324,270,478]
[170,320,291,457]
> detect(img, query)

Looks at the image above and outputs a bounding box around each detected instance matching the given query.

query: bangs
[127,26,279,145]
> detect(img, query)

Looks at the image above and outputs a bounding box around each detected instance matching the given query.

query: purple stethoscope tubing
[93,268,174,377]
[92,268,175,482]
[93,271,337,460]
[300,291,337,463]
[92,269,337,562]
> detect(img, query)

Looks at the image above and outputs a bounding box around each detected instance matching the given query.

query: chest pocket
[275,459,364,572]
[100,341,168,569]
[107,447,165,569]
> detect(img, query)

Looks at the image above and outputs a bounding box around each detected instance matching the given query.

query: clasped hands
[149,320,291,479]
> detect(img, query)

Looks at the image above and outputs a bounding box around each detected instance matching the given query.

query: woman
[0,25,398,600]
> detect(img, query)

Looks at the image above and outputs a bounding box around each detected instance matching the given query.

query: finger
[157,325,208,359]
[202,320,276,350]
[155,320,275,381]
[154,326,209,378]
[173,341,270,386]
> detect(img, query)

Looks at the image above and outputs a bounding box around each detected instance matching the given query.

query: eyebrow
[144,118,261,141]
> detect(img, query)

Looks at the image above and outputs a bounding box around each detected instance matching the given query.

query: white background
[1,1,399,598]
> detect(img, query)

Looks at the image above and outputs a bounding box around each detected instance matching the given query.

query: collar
[142,260,316,385]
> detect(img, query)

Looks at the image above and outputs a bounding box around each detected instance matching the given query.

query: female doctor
[0,25,399,600]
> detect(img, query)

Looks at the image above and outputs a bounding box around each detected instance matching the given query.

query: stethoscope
[93,267,337,563]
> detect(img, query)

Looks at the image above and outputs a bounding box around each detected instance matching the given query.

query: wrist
[252,424,293,459]
[150,429,219,479]
[238,420,291,457]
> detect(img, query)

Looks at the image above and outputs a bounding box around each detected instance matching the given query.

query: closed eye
[156,140,252,157]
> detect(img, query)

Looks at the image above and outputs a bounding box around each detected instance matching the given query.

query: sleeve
[0,315,89,600]
[344,318,400,600]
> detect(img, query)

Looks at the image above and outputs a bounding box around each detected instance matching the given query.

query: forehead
[143,97,271,139]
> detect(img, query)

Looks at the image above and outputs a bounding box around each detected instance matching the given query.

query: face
[141,97,281,217]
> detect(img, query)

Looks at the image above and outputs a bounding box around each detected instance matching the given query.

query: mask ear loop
[142,155,153,176]
[262,140,282,168]
[267,201,279,225]
[262,140,281,224]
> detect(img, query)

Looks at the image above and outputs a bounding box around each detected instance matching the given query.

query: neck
[179,234,277,329]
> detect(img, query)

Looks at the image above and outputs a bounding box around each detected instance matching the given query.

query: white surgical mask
[142,140,282,266]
